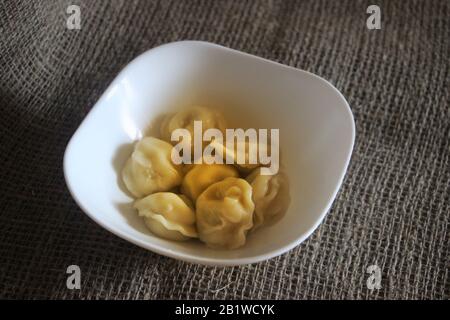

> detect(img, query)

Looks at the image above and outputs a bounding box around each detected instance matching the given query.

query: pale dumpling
[196,177,254,249]
[209,138,271,172]
[181,164,239,201]
[160,106,226,147]
[246,168,290,230]
[122,137,183,197]
[134,192,197,241]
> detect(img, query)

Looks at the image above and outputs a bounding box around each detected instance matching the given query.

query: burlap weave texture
[0,0,448,299]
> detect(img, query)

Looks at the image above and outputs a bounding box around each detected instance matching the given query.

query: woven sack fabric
[0,0,448,299]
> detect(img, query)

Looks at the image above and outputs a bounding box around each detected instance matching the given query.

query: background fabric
[0,0,448,299]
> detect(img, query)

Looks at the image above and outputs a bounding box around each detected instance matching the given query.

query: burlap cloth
[0,0,448,299]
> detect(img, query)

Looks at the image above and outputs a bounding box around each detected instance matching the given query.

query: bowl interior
[64,41,354,265]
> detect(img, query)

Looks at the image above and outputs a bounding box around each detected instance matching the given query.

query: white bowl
[64,41,355,266]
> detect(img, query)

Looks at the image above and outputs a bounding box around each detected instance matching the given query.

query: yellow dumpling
[196,177,255,249]
[160,106,226,148]
[181,163,196,174]
[181,164,239,201]
[134,192,197,241]
[122,137,183,197]
[246,168,290,230]
[208,138,271,173]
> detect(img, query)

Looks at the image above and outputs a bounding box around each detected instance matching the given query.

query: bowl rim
[63,40,355,266]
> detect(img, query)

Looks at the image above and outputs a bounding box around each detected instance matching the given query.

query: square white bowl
[63,41,355,266]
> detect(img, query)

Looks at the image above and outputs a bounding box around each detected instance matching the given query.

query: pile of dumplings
[122,106,290,249]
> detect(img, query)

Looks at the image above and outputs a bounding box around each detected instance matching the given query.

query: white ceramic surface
[63,41,355,266]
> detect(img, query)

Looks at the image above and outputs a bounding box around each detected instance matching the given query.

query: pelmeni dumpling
[160,106,226,148]
[246,168,290,230]
[196,177,254,249]
[181,164,239,201]
[134,192,197,241]
[181,154,218,174]
[122,137,183,197]
[208,138,271,172]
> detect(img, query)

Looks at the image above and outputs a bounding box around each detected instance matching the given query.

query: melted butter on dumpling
[181,164,239,201]
[246,168,290,230]
[134,192,197,241]
[122,137,183,197]
[196,177,254,249]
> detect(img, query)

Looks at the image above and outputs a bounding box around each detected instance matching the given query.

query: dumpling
[181,154,218,174]
[182,154,224,175]
[208,138,271,172]
[182,163,196,174]
[160,106,226,148]
[196,177,254,249]
[122,137,183,197]
[246,168,290,230]
[181,164,239,201]
[134,192,197,241]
